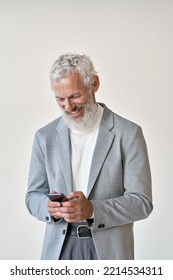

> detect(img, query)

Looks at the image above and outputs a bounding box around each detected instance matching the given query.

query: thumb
[67,191,84,200]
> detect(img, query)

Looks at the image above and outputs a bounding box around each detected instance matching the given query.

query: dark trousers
[59,224,98,260]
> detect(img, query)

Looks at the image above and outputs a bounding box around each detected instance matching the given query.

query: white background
[0,0,172,260]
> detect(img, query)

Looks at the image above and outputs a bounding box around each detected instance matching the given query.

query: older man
[26,53,153,260]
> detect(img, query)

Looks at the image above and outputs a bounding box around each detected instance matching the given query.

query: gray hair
[50,53,97,87]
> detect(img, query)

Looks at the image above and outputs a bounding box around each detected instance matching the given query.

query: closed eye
[55,97,65,102]
[70,94,81,99]
[55,94,81,102]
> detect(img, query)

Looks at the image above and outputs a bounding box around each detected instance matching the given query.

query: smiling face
[51,72,99,122]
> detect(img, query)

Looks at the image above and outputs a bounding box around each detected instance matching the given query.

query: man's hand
[47,199,62,220]
[47,191,93,222]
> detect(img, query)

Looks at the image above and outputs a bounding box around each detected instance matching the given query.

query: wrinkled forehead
[52,72,85,89]
[51,72,88,96]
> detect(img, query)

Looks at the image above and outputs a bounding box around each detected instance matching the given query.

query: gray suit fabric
[59,234,98,260]
[25,103,153,259]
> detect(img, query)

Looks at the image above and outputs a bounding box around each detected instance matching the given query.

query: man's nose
[64,98,74,112]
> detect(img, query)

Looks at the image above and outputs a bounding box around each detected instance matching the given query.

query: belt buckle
[77,225,90,239]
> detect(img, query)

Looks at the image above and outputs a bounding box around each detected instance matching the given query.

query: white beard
[61,103,98,130]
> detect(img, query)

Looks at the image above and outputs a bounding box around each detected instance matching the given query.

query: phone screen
[47,193,68,202]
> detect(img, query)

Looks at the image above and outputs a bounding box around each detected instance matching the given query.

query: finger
[51,213,62,219]
[48,200,61,207]
[61,200,76,207]
[47,205,62,215]
[67,191,84,200]
[58,206,75,213]
[64,214,83,223]
[58,212,77,220]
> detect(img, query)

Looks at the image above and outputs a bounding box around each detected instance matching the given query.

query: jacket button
[62,229,66,235]
[45,216,49,221]
[98,223,105,228]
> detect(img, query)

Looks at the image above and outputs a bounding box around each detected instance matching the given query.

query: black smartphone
[47,193,68,202]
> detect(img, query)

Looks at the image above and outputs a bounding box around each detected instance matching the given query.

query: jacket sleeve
[90,126,153,232]
[25,132,52,223]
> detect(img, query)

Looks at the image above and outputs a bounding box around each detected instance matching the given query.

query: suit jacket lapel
[87,105,115,197]
[56,119,72,193]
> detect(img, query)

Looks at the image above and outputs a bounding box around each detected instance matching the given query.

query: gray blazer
[26,104,153,259]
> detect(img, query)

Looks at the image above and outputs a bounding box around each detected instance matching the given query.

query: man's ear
[92,75,100,93]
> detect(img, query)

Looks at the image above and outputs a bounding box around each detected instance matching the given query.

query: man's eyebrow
[55,96,64,99]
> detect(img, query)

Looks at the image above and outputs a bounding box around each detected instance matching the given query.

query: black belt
[67,223,92,239]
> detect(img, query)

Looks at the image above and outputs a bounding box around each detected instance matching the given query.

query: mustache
[61,104,82,113]
[70,105,82,113]
[59,104,83,119]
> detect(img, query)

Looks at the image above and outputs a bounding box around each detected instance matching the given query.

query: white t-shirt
[69,104,104,196]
